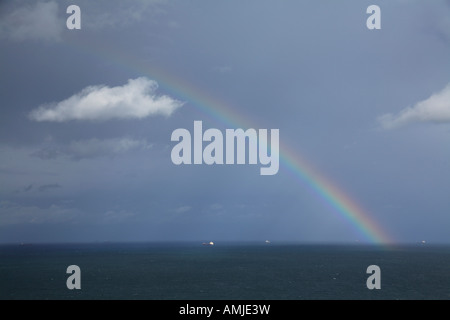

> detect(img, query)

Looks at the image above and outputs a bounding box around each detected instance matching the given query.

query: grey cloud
[212,66,232,74]
[32,137,152,160]
[14,184,33,194]
[0,0,169,42]
[0,201,80,226]
[0,1,63,42]
[173,206,192,214]
[79,0,168,30]
[38,184,62,192]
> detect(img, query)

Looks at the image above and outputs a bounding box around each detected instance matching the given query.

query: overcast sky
[1,0,450,244]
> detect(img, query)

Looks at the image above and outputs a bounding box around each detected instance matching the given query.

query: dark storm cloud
[1,0,450,243]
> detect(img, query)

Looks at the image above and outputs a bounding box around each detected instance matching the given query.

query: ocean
[1,242,449,300]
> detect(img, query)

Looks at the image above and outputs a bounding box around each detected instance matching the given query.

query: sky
[1,0,450,244]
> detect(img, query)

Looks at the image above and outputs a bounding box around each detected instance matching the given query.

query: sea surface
[0,242,449,300]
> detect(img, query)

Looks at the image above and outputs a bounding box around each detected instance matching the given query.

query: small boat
[202,241,214,246]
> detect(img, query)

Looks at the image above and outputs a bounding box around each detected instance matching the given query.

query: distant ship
[265,240,271,244]
[202,241,214,246]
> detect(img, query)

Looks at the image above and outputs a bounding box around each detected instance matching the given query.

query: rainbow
[69,37,393,244]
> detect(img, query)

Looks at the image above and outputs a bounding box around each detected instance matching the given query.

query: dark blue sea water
[1,242,449,300]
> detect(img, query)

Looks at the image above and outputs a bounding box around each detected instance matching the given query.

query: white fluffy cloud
[378,83,450,129]
[0,1,63,42]
[29,77,183,122]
